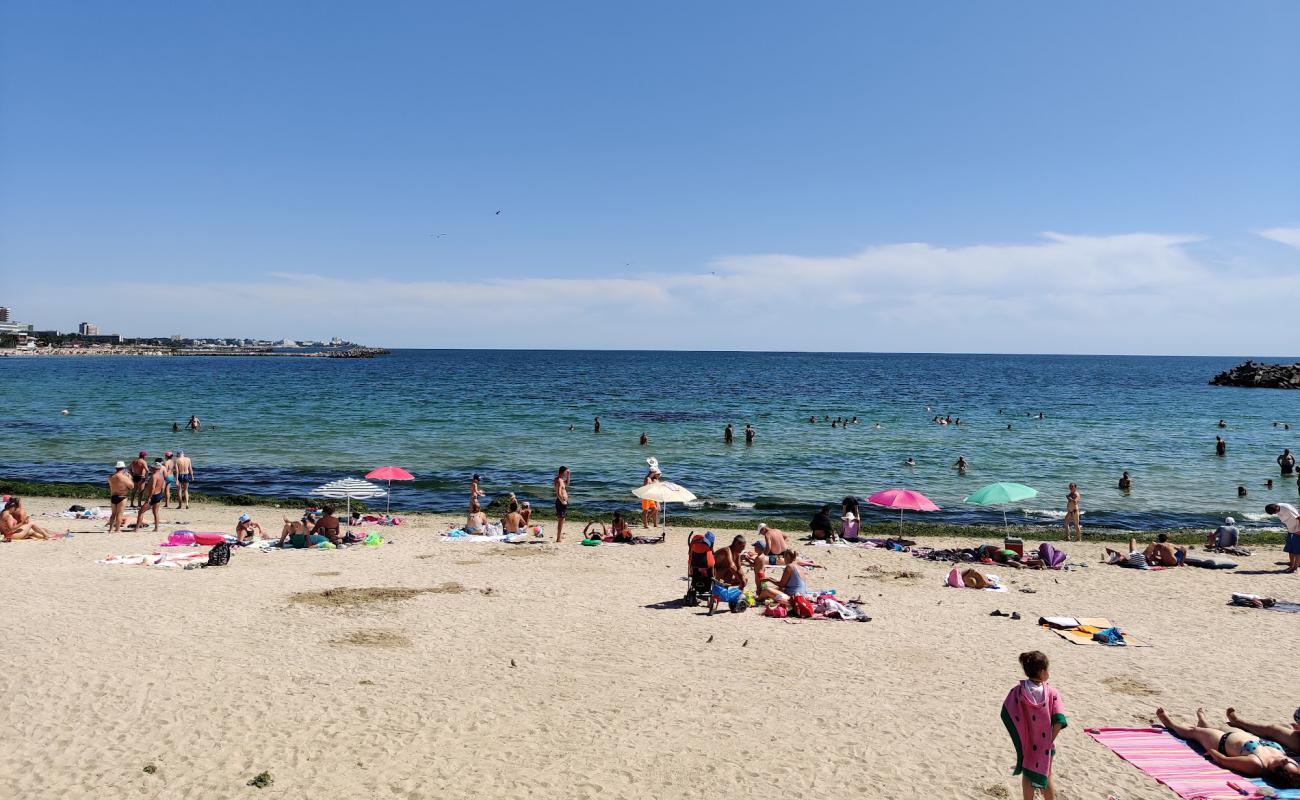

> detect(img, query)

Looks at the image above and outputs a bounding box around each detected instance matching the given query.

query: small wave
[1240,512,1272,522]
[1023,508,1068,520]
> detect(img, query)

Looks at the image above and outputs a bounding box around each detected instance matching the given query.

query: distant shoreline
[0,346,389,358]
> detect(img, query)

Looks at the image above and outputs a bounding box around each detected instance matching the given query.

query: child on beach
[1001,651,1067,800]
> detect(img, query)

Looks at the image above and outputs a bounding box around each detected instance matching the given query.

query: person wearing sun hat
[641,457,661,528]
[235,513,264,544]
[107,460,133,532]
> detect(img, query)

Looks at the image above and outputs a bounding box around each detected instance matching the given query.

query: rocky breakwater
[1209,360,1300,389]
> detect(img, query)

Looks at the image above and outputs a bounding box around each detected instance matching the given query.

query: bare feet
[1226,707,1242,727]
[1156,707,1172,728]
[1196,707,1210,727]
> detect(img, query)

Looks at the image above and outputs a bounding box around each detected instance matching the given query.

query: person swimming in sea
[724,423,734,444]
[1118,471,1132,493]
[639,432,648,446]
[904,457,916,467]
[954,456,968,474]
[1238,485,1248,498]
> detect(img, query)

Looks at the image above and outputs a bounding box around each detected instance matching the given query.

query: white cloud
[1257,226,1300,249]
[14,231,1299,354]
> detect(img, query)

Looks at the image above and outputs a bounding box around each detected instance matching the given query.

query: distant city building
[0,306,10,322]
[78,322,99,336]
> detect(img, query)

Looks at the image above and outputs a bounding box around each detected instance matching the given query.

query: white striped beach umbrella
[311,478,387,519]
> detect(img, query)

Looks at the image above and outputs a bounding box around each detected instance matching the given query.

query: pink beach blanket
[1086,727,1271,800]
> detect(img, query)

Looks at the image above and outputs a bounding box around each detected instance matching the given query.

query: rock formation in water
[1209,360,1300,389]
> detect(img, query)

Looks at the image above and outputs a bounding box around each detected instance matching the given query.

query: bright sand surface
[2,496,1297,800]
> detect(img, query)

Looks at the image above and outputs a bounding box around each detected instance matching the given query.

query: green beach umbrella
[963,482,1038,530]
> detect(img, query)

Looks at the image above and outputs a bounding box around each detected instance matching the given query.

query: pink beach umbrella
[866,488,940,536]
[365,466,415,513]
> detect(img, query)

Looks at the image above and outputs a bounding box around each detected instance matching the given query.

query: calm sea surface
[2,350,1298,530]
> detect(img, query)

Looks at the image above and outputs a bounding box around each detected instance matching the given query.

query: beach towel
[1001,681,1067,788]
[1041,617,1151,647]
[1087,727,1298,800]
[97,551,208,568]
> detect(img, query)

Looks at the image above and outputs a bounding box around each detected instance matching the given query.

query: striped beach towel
[1086,727,1295,800]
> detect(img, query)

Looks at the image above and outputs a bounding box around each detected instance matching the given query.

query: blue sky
[1,1,1297,353]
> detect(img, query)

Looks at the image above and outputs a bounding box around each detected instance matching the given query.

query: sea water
[2,350,1297,530]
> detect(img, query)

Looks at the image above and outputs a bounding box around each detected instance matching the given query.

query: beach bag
[764,604,788,618]
[204,542,231,567]
[791,595,815,619]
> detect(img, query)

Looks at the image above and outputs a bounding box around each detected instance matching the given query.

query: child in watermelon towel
[1001,650,1068,799]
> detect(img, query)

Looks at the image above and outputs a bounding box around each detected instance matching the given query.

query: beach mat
[1044,618,1150,647]
[1087,727,1300,799]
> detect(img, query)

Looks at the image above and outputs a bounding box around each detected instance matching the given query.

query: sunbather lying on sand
[961,568,994,589]
[1226,707,1300,756]
[1104,536,1184,568]
[1155,707,1300,788]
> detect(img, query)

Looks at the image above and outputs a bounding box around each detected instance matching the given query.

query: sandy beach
[2,494,1296,800]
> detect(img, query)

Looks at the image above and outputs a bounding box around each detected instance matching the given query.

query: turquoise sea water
[2,350,1298,530]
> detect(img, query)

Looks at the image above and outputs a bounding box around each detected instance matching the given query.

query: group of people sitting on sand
[464,496,539,539]
[0,497,60,541]
[1156,707,1300,788]
[694,524,822,615]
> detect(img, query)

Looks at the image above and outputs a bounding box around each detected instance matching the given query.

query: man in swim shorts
[174,450,194,509]
[128,451,148,508]
[132,462,166,532]
[553,466,570,543]
[107,461,132,532]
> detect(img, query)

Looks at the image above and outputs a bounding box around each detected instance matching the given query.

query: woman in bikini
[1226,707,1300,755]
[1063,483,1082,542]
[1155,707,1300,789]
[466,499,488,535]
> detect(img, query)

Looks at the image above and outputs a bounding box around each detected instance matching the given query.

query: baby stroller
[683,531,715,607]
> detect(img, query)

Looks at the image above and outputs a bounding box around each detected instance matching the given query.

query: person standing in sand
[1264,502,1300,573]
[641,459,661,528]
[1001,650,1067,800]
[128,451,148,508]
[554,466,570,542]
[1063,483,1082,541]
[132,462,166,532]
[107,461,133,532]
[174,450,194,509]
[161,451,177,507]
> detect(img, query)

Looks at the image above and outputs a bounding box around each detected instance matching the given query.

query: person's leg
[1041,775,1055,800]
[1156,708,1228,752]
[1227,708,1300,750]
[151,501,160,531]
[555,513,564,543]
[1020,774,1034,800]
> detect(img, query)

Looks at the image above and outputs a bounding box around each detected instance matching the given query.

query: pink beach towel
[1086,727,1269,800]
[1001,681,1068,789]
